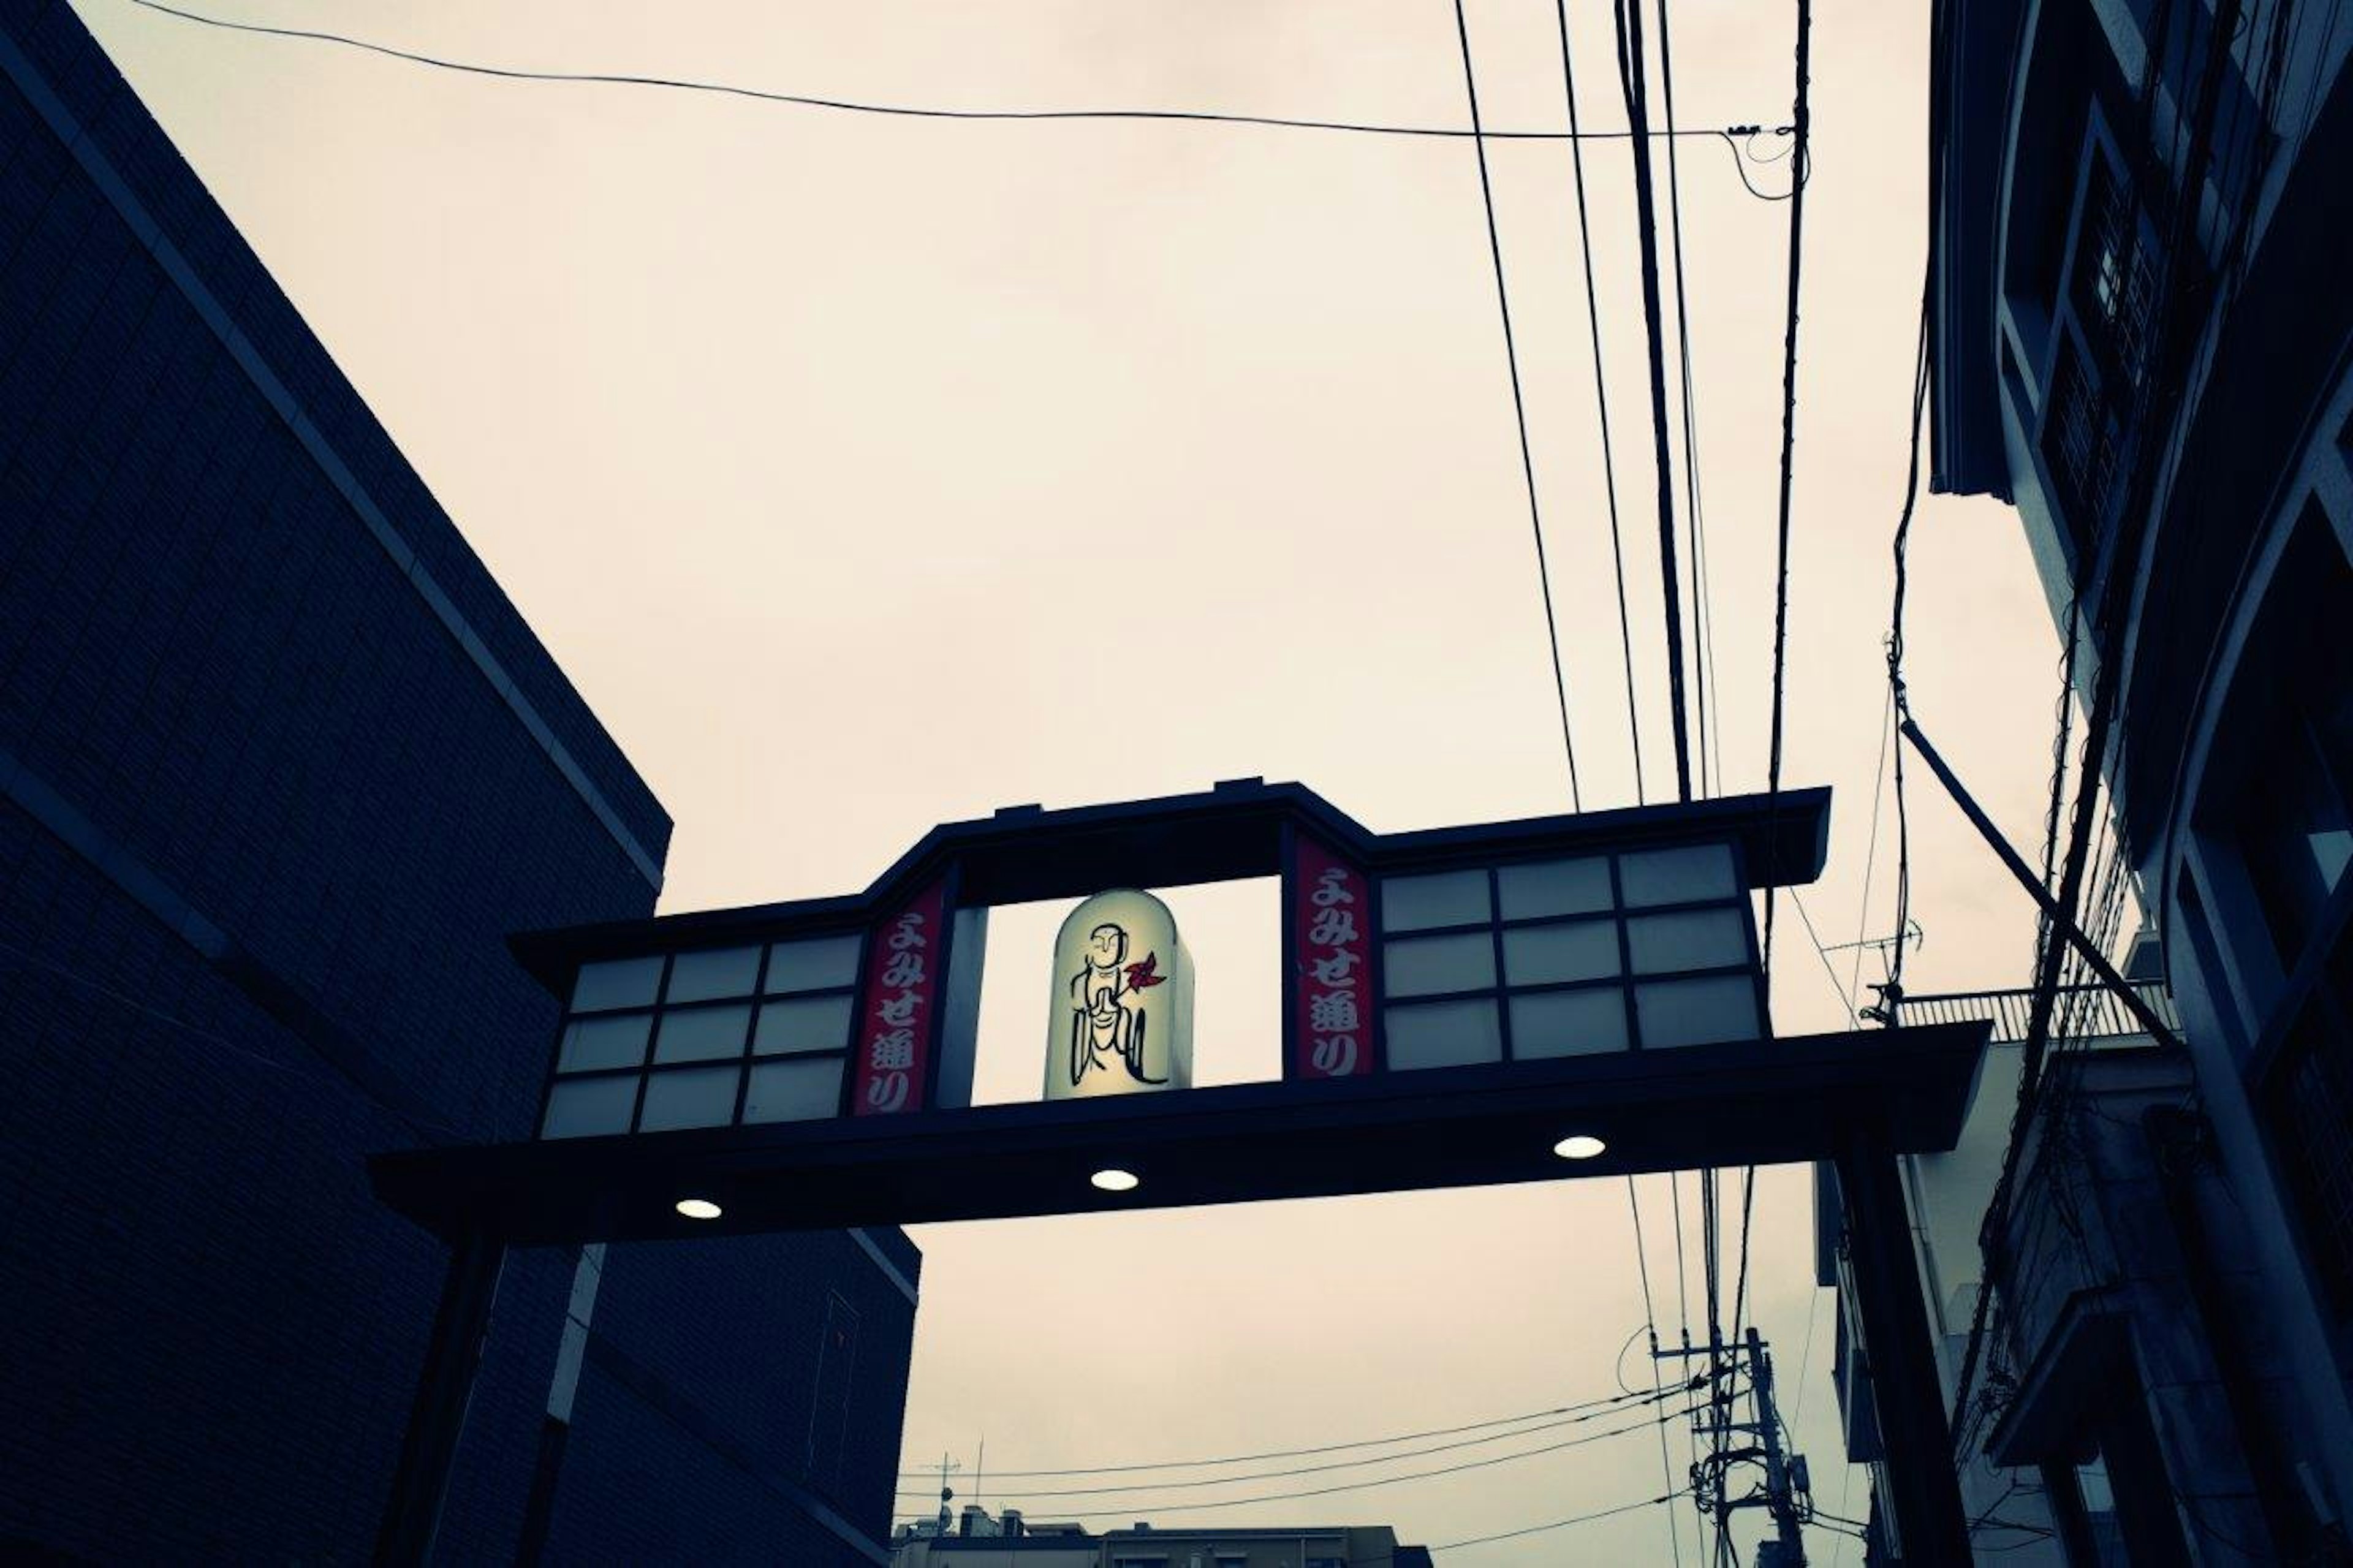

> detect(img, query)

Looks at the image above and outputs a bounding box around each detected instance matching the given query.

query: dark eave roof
[509,779,1832,993]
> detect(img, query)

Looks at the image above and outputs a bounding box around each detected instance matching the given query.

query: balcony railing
[1896,982,2180,1044]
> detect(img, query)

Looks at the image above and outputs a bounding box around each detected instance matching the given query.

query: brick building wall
[0,4,916,1559]
[546,1230,922,1568]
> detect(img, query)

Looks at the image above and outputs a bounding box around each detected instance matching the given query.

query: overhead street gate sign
[369,780,1988,1567]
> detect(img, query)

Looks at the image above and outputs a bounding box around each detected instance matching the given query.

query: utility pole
[1656,1333,1813,1567]
[1749,1327,1808,1566]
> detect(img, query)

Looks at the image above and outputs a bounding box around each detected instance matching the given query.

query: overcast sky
[75,0,2078,1559]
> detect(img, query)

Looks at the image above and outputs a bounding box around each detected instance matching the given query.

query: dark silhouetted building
[0,4,915,1560]
[1822,0,2353,1559]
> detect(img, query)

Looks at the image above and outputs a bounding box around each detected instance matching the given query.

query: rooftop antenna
[934,1453,962,1532]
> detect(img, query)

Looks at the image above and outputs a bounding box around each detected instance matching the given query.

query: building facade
[1917,0,2353,1558]
[0,4,915,1560]
[892,1505,1431,1568]
[1817,983,2303,1563]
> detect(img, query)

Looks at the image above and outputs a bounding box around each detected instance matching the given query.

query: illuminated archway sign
[371,780,1988,1566]
[378,777,1989,1234]
[1048,889,1193,1099]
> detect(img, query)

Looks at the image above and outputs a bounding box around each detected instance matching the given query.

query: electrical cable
[1790,1274,1825,1426]
[1610,0,1696,802]
[1420,1491,1690,1553]
[1626,1177,1689,1568]
[1760,0,1813,973]
[121,0,1781,154]
[897,1385,1661,1477]
[1846,683,1897,1012]
[1716,130,1806,201]
[895,1399,1709,1521]
[1727,0,1810,1404]
[1880,292,1931,1025]
[1588,8,1700,1458]
[1451,0,1583,810]
[1550,0,1648,804]
[1670,1168,1694,1358]
[1653,0,1715,801]
[889,1382,1698,1499]
[1787,888,1857,1017]
[1667,1165,1707,1559]
[1727,1164,1758,1360]
[1697,1159,1726,1563]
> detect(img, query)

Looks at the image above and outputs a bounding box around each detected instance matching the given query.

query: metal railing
[1896,982,2180,1043]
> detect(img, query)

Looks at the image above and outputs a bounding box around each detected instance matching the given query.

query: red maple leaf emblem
[1124,952,1167,990]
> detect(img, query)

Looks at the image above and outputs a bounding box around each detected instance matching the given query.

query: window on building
[2071,158,2156,381]
[2045,338,2123,558]
[2263,998,2353,1317]
[540,933,863,1138]
[1377,842,1762,1069]
[2230,512,2353,969]
[2039,134,2155,570]
[2213,515,2353,1326]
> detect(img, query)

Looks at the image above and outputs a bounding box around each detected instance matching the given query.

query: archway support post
[376,1227,507,1566]
[1836,1124,1974,1566]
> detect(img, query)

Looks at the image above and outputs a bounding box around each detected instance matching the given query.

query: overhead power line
[1733,0,1813,1391]
[892,1381,1698,1499]
[898,1385,1657,1477]
[1550,0,1648,805]
[1452,0,1583,809]
[1610,0,1697,803]
[1786,888,1856,1017]
[896,1399,1705,1522]
[1654,0,1718,800]
[1625,1176,1689,1568]
[1424,1491,1691,1554]
[1760,0,1814,976]
[124,0,1786,158]
[937,1491,1692,1566]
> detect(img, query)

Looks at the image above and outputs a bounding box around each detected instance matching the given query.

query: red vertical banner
[1288,834,1378,1079]
[851,877,949,1116]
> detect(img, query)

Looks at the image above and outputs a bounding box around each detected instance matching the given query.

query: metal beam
[372,1024,1987,1248]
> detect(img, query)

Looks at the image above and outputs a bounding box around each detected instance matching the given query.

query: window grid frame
[542,931,867,1138]
[1377,843,1764,1062]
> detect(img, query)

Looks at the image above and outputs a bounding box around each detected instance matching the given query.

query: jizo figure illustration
[1044,888,1193,1101]
[1068,921,1166,1088]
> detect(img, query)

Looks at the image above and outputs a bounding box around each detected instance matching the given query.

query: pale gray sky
[76,1,2074,1559]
